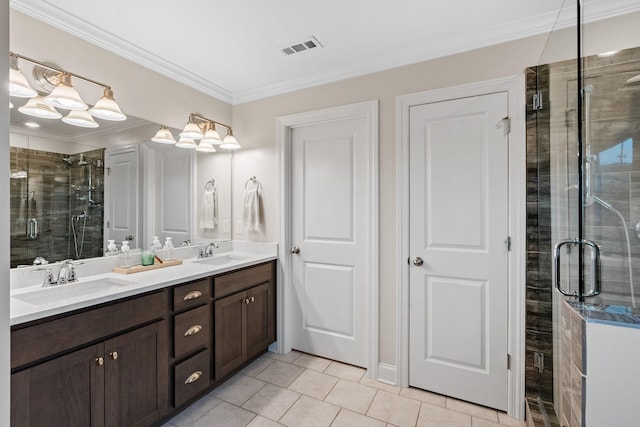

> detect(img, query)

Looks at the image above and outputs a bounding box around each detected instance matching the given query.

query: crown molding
[11,0,640,106]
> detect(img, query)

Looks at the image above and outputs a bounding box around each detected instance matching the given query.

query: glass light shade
[175,137,197,149]
[220,133,241,150]
[180,122,204,139]
[151,126,176,144]
[9,67,37,98]
[44,74,88,110]
[89,88,126,121]
[62,110,99,128]
[195,140,217,153]
[18,95,62,119]
[9,101,14,109]
[201,127,222,145]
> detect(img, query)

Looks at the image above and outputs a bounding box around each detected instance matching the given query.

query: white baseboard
[377,363,397,385]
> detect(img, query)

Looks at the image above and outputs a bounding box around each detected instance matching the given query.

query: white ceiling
[10,0,640,105]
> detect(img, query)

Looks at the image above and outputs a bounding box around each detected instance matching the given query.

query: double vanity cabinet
[10,260,276,427]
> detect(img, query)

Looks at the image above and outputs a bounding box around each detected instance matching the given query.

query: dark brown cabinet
[11,260,276,426]
[214,263,276,380]
[11,321,167,427]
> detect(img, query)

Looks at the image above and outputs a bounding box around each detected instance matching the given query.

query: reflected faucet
[199,243,219,259]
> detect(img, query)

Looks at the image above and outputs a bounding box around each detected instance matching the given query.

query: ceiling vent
[281,36,323,56]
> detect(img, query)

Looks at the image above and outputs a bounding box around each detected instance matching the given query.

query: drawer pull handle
[183,290,202,301]
[184,325,203,336]
[110,351,118,360]
[185,371,203,385]
[96,357,104,366]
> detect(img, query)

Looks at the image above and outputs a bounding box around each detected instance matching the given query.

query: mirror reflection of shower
[9,145,105,267]
[583,84,636,307]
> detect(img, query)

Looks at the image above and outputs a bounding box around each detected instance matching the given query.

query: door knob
[124,235,134,241]
[290,246,300,254]
[412,257,424,266]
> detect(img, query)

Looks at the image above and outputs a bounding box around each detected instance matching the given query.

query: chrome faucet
[199,243,219,259]
[42,259,78,287]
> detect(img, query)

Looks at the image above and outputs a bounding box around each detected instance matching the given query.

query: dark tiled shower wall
[525,64,554,402]
[10,147,104,267]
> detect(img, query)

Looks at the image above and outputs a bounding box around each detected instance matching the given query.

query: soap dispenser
[119,241,131,268]
[106,240,118,256]
[163,237,175,261]
[151,236,163,259]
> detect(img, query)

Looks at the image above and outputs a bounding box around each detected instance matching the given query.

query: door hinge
[507,354,511,370]
[506,236,512,251]
[106,167,111,176]
[532,90,543,111]
[106,220,110,228]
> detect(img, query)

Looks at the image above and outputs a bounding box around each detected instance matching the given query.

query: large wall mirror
[10,96,231,268]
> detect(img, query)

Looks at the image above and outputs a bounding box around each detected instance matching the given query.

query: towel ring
[205,179,216,191]
[245,176,259,190]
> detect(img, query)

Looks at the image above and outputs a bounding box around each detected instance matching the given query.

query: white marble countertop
[10,243,277,326]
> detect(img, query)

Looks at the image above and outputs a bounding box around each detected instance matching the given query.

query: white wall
[1,0,10,423]
[231,11,640,367]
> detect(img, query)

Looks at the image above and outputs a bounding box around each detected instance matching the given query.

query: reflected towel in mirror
[200,184,218,230]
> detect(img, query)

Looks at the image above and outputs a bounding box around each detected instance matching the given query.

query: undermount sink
[13,277,135,306]
[192,254,249,266]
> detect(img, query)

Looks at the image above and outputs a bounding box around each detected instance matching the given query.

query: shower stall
[9,146,105,267]
[526,1,640,425]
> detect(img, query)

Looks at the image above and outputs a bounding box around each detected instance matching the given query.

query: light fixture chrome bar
[10,51,111,90]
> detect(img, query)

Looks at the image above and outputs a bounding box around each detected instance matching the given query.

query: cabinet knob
[244,298,250,305]
[96,357,104,366]
[184,325,203,336]
[250,296,255,303]
[110,351,118,360]
[183,290,202,301]
[185,371,203,385]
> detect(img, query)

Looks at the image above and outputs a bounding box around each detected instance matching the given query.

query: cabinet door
[246,282,276,359]
[214,291,247,380]
[104,321,168,427]
[11,343,105,427]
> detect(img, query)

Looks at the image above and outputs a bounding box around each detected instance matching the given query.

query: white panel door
[409,92,509,410]
[104,146,139,249]
[291,116,371,367]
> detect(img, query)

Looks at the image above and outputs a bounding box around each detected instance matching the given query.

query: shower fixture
[62,155,75,165]
[625,74,640,85]
[77,153,89,165]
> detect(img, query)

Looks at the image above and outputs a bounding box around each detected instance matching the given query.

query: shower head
[77,153,89,166]
[62,156,75,165]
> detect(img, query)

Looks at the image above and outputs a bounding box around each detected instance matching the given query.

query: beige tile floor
[163,351,526,427]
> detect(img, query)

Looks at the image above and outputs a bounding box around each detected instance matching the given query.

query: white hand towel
[201,186,218,230]
[242,187,261,232]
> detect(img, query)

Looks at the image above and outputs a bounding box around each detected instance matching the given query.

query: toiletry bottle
[106,239,118,256]
[163,237,175,261]
[151,236,163,260]
[120,241,131,268]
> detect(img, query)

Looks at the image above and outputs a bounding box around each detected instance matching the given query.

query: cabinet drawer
[173,278,211,311]
[174,349,210,407]
[174,305,210,359]
[214,262,273,299]
[12,290,167,369]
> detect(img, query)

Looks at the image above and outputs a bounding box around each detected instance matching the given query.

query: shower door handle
[553,238,601,298]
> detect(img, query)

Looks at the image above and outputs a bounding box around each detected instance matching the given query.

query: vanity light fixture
[8,52,127,128]
[151,113,240,151]
[18,94,63,119]
[220,128,241,150]
[9,55,37,98]
[44,73,88,111]
[62,110,99,128]
[151,125,177,144]
[195,140,217,153]
[175,137,198,149]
